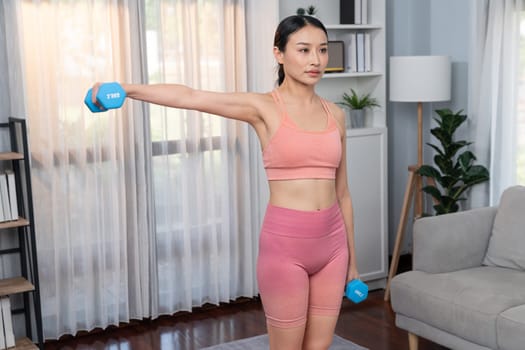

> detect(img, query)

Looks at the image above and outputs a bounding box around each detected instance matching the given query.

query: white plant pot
[350,109,366,128]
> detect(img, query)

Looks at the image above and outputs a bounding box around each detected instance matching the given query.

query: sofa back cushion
[483,185,525,271]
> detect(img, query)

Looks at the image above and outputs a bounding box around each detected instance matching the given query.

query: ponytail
[277,64,285,86]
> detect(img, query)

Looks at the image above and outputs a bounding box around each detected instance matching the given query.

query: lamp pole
[415,101,423,218]
[384,55,451,301]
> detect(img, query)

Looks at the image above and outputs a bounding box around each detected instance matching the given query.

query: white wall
[279,0,340,23]
[386,0,472,254]
[0,5,9,124]
[0,4,18,152]
[0,1,26,129]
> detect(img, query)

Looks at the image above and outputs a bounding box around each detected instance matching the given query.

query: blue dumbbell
[345,279,368,304]
[84,82,126,113]
[84,88,104,112]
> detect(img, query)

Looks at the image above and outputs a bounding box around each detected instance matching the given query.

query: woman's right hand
[84,82,126,113]
[89,82,104,110]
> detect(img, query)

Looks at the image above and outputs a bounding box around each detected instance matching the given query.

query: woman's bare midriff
[268,179,337,211]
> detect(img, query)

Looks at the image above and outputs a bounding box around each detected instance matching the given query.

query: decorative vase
[350,109,366,128]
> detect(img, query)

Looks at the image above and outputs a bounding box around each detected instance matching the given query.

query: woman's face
[275,25,329,85]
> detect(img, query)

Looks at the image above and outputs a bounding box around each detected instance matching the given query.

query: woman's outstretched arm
[92,82,264,126]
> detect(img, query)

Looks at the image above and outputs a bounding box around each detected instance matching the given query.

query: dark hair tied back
[273,15,327,86]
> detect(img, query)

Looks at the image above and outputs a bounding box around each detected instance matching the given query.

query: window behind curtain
[144,0,259,313]
[145,0,225,231]
[146,0,223,141]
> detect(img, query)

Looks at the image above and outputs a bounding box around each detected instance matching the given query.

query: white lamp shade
[389,55,451,102]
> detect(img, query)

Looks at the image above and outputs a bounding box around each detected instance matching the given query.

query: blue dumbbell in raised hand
[84,82,126,113]
[345,279,368,304]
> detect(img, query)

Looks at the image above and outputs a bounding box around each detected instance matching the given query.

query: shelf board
[0,152,24,161]
[0,217,30,229]
[323,71,383,79]
[13,337,38,350]
[325,24,382,30]
[347,126,387,137]
[0,277,34,296]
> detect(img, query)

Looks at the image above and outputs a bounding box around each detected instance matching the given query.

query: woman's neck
[277,81,317,105]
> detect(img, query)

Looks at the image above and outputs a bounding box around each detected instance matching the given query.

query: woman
[91,14,359,350]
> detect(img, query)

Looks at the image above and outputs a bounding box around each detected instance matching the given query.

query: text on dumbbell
[106,93,121,99]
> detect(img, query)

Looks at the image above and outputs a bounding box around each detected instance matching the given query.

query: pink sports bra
[263,90,342,180]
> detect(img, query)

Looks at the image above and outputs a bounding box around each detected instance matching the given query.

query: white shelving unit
[279,0,388,290]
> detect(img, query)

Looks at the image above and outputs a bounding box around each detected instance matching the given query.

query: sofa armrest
[413,206,497,273]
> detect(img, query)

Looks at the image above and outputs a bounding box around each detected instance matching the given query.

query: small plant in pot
[338,88,380,128]
[416,108,490,215]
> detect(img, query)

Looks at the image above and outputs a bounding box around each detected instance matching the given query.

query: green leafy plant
[416,108,490,215]
[338,88,380,110]
[306,5,317,15]
[296,5,317,16]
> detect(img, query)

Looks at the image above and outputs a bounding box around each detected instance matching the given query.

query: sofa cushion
[390,266,525,349]
[483,185,525,271]
[497,305,525,350]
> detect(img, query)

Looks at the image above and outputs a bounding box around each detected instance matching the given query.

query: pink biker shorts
[256,202,349,328]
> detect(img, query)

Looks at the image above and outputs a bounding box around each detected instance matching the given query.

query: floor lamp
[384,56,451,301]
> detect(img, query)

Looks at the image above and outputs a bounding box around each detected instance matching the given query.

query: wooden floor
[44,290,448,350]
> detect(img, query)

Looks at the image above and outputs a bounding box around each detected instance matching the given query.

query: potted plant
[296,5,317,16]
[417,108,490,215]
[338,88,380,128]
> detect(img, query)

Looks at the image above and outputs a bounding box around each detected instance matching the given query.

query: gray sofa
[390,185,525,350]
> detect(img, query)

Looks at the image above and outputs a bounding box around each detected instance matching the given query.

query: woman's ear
[273,47,284,64]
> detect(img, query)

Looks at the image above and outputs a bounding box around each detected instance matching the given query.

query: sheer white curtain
[145,0,261,314]
[469,0,522,206]
[4,0,269,339]
[5,0,156,339]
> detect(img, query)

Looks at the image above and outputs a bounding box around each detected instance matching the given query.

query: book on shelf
[364,32,371,72]
[340,30,372,74]
[0,184,5,223]
[0,297,4,350]
[356,32,365,72]
[0,296,15,348]
[345,32,372,73]
[0,171,20,223]
[355,0,361,24]
[5,171,18,221]
[339,0,368,25]
[0,175,11,222]
[347,33,357,73]
[340,0,355,24]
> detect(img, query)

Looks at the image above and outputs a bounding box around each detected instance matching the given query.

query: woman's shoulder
[243,90,278,110]
[242,90,275,102]
[320,97,343,112]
